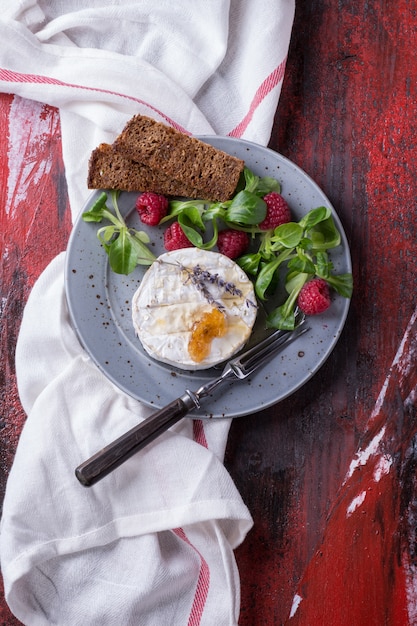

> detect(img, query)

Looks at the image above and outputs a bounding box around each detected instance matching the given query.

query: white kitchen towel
[0,2,295,625]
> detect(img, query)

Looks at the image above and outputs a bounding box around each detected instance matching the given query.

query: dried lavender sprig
[186,271,226,313]
[191,265,243,296]
[155,258,258,311]
[179,263,257,311]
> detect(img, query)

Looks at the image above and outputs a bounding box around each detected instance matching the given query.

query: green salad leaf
[82,190,156,274]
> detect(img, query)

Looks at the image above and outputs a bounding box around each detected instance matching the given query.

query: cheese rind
[132,249,257,370]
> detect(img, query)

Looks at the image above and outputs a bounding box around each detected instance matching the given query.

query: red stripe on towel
[173,527,211,625]
[229,57,287,138]
[0,67,188,133]
[193,420,208,448]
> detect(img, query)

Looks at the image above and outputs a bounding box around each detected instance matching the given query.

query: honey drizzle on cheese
[188,308,227,363]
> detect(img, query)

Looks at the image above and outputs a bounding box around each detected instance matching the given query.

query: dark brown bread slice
[88,143,210,197]
[112,114,245,201]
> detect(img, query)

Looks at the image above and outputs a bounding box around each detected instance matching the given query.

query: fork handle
[75,394,196,487]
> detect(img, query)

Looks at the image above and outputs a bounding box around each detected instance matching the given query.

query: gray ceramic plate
[65,136,352,418]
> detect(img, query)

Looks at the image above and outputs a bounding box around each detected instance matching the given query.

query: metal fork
[75,316,308,486]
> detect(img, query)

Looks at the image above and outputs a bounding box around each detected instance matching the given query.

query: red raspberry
[164,222,194,251]
[259,192,291,230]
[297,278,331,316]
[217,229,250,259]
[136,192,168,226]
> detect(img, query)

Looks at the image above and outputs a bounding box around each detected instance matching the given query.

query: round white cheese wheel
[132,248,258,370]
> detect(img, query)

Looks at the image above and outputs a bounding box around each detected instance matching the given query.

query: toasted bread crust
[87,143,205,197]
[87,115,245,201]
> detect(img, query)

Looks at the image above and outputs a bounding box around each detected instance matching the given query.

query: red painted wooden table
[1,2,416,624]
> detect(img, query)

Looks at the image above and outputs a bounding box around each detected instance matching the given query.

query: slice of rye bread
[87,143,206,198]
[111,114,245,201]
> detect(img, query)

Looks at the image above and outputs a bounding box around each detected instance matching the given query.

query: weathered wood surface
[226,1,417,624]
[1,1,416,624]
